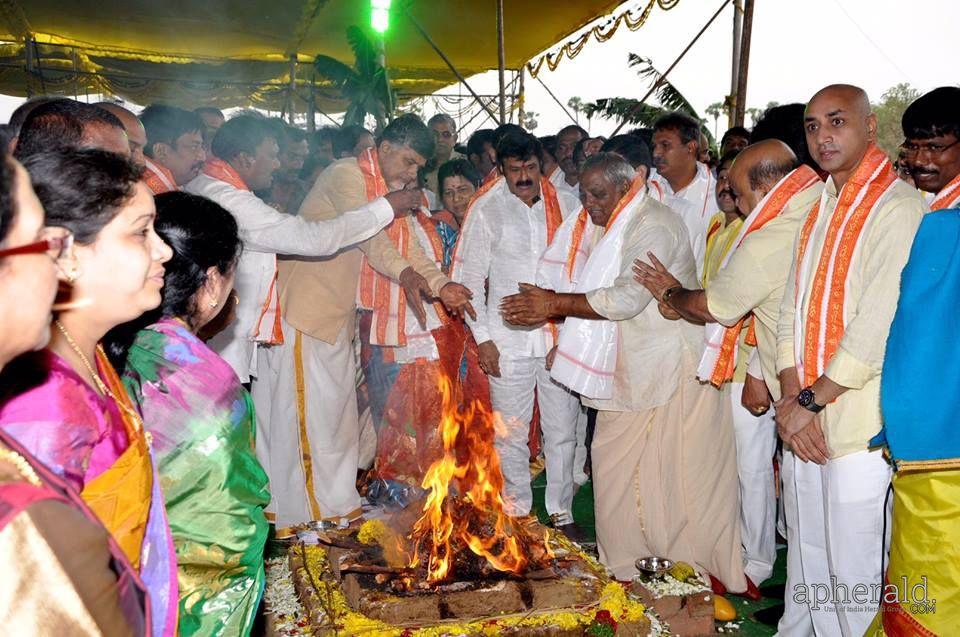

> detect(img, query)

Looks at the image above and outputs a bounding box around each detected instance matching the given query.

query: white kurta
[453,179,581,520]
[184,174,394,382]
[649,162,719,278]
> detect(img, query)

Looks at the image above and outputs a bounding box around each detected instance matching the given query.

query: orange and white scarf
[143,157,177,195]
[356,148,444,347]
[931,172,960,211]
[202,158,284,345]
[793,144,898,387]
[697,165,822,386]
[537,176,645,399]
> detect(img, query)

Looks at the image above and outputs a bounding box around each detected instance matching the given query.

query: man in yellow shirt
[701,153,743,289]
[774,84,925,636]
[634,140,822,594]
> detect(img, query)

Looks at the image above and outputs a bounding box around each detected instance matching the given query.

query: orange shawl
[931,171,960,211]
[143,158,177,195]
[794,144,897,386]
[703,165,821,386]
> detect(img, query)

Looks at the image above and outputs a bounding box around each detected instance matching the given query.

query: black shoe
[555,522,593,545]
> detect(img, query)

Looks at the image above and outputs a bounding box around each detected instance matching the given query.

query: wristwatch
[797,387,824,413]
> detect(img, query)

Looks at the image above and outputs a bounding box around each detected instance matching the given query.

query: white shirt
[550,165,580,198]
[649,162,718,278]
[184,173,394,381]
[454,179,581,358]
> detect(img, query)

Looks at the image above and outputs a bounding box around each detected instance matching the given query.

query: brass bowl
[635,556,674,578]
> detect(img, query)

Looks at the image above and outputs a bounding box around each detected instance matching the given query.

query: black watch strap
[797,387,825,413]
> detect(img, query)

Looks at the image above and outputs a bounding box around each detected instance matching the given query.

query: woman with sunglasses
[106,192,269,637]
[0,149,178,637]
[0,153,149,634]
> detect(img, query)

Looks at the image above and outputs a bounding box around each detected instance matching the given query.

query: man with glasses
[422,113,462,195]
[901,86,960,210]
[139,104,207,194]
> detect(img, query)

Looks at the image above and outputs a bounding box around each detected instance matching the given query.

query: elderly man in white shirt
[185,115,422,384]
[649,112,719,278]
[501,152,746,591]
[452,130,582,535]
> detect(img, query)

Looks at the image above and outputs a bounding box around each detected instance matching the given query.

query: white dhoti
[778,448,892,637]
[592,374,746,590]
[487,354,580,521]
[252,319,363,529]
[729,382,778,584]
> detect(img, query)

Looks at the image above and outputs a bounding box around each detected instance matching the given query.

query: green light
[371,0,391,33]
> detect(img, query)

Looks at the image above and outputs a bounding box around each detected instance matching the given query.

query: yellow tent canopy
[0,0,667,115]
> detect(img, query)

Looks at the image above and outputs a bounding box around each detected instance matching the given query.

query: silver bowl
[635,556,674,578]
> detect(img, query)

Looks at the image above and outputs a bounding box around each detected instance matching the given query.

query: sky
[1,0,957,141]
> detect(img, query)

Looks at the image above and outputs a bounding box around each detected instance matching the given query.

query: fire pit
[283,376,655,635]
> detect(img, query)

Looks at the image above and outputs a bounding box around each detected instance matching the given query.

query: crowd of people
[0,81,956,637]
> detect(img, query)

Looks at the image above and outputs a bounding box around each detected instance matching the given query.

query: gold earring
[64,264,81,284]
[209,300,218,309]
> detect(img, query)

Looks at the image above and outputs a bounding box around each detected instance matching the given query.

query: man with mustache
[634,140,824,596]
[649,112,719,278]
[452,130,583,538]
[139,104,207,194]
[422,113,462,195]
[901,86,960,210]
[258,115,474,529]
[500,152,747,594]
[774,85,925,636]
[553,124,588,195]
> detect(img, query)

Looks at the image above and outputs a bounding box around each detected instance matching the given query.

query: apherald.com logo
[792,577,937,615]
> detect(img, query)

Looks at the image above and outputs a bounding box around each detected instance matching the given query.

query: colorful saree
[0,349,179,637]
[122,318,270,637]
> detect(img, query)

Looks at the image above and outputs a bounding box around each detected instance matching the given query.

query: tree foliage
[872,83,920,157]
[583,54,713,144]
[313,26,394,130]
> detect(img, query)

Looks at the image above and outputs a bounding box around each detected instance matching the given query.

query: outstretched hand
[399,266,431,329]
[439,282,477,321]
[500,283,556,326]
[633,252,681,302]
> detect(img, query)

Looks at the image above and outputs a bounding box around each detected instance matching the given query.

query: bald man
[634,139,824,591]
[96,102,147,167]
[773,85,925,636]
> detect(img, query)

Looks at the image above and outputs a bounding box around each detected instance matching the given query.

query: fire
[407,375,549,583]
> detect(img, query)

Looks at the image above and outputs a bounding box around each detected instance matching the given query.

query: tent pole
[534,74,578,126]
[497,0,506,123]
[518,66,525,128]
[308,73,317,133]
[733,0,754,127]
[287,54,297,125]
[404,7,499,122]
[610,0,731,136]
[728,0,743,128]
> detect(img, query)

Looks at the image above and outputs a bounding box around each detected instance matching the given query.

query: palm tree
[583,54,714,144]
[705,102,725,138]
[313,26,394,130]
[567,97,584,126]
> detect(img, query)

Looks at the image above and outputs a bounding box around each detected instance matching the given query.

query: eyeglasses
[900,139,960,158]
[0,227,74,260]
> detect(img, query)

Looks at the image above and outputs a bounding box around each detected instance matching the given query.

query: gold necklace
[54,320,149,444]
[0,448,42,487]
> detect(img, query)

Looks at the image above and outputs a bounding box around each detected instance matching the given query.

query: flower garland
[264,556,311,636]
[290,534,661,636]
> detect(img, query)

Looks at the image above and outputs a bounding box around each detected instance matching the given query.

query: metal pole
[308,74,317,133]
[610,0,731,136]
[518,66,525,128]
[733,0,754,127]
[497,0,507,123]
[729,0,742,128]
[404,7,500,122]
[287,54,297,125]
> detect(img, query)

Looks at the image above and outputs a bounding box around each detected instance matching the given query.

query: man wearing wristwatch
[634,139,824,593]
[772,85,926,636]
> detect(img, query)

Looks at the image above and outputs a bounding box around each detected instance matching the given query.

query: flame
[408,375,542,583]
